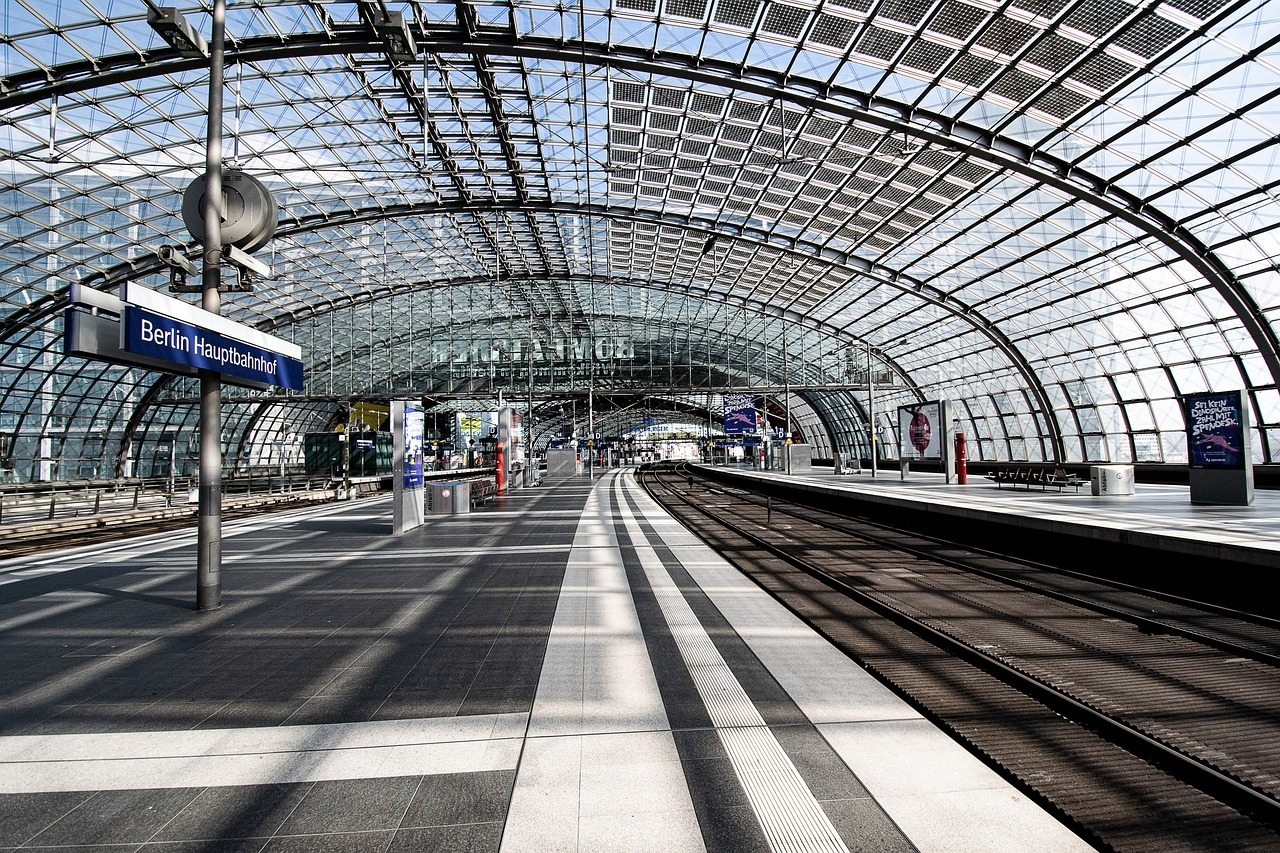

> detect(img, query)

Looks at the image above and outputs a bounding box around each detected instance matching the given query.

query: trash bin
[1090,465,1134,496]
[428,481,472,513]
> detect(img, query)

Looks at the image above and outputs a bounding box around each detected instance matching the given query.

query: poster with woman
[897,401,942,461]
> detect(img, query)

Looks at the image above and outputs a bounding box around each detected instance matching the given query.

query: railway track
[640,462,1280,853]
[0,489,337,559]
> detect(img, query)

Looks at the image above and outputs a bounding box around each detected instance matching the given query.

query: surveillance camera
[157,245,196,275]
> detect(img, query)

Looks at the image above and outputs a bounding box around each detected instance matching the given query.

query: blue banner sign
[723,393,757,435]
[404,405,424,489]
[1184,390,1245,468]
[123,306,304,390]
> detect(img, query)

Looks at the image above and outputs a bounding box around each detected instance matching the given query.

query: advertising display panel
[403,405,424,489]
[723,394,757,435]
[898,401,943,461]
[393,401,426,534]
[1184,391,1246,469]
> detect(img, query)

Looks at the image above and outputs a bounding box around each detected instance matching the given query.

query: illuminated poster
[403,404,424,488]
[1184,391,1245,468]
[898,401,942,461]
[723,394,757,435]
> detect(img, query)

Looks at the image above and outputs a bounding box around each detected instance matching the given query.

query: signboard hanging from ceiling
[64,281,304,391]
[722,394,757,435]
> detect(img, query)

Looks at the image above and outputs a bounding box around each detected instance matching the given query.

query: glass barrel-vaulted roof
[3,0,1280,479]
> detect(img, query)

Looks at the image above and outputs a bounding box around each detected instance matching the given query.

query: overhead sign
[723,393,757,435]
[64,282,304,391]
[123,306,304,390]
[430,336,635,364]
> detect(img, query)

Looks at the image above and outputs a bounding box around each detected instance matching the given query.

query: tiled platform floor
[0,470,1090,852]
[707,462,1280,567]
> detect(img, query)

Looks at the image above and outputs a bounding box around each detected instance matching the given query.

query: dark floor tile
[138,837,270,852]
[670,727,725,759]
[149,782,313,842]
[192,701,304,729]
[679,756,755,813]
[260,829,394,853]
[6,840,140,845]
[771,725,871,800]
[373,695,464,720]
[279,697,387,726]
[698,804,771,853]
[385,822,502,853]
[821,797,918,853]
[455,687,532,717]
[28,788,203,846]
[274,777,419,835]
[398,772,514,829]
[0,791,96,846]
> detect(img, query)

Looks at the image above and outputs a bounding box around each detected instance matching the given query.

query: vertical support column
[868,343,877,478]
[197,0,226,611]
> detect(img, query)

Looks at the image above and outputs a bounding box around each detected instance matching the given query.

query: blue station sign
[123,306,304,390]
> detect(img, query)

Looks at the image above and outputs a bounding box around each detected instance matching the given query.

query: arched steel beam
[44,203,1005,443]
[256,199,1037,439]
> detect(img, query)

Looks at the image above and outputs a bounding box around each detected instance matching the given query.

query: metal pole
[783,331,791,440]
[197,0,226,611]
[527,312,534,486]
[782,330,791,473]
[868,343,877,478]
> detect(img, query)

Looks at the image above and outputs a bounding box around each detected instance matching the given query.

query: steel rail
[696,477,1280,670]
[640,463,1280,830]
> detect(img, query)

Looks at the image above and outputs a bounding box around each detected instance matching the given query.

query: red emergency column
[495,441,506,493]
[954,431,967,484]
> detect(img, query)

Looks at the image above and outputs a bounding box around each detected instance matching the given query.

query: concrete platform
[704,463,1280,568]
[0,470,1090,852]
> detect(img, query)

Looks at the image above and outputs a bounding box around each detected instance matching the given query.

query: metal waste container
[428,481,471,514]
[1090,465,1134,496]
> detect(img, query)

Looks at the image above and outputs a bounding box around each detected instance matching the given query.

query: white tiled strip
[613,474,849,853]
[0,715,525,793]
[501,472,704,853]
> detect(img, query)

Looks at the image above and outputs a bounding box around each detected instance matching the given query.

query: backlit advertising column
[1183,390,1253,505]
[393,401,426,533]
[897,400,956,482]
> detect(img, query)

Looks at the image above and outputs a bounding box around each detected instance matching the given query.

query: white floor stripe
[501,471,704,853]
[614,473,848,853]
[630,473,1094,853]
[0,714,527,793]
[220,544,583,562]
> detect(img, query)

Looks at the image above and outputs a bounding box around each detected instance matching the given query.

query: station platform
[702,462,1280,569]
[0,469,1089,853]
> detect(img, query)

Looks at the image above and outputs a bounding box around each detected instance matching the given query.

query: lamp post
[193,0,227,611]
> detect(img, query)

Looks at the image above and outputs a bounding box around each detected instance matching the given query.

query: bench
[468,477,498,506]
[989,467,1084,493]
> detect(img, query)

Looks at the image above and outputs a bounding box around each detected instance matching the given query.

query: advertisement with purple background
[723,394,758,435]
[1185,391,1245,468]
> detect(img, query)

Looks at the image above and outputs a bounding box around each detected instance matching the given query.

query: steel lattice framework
[3,0,1279,479]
